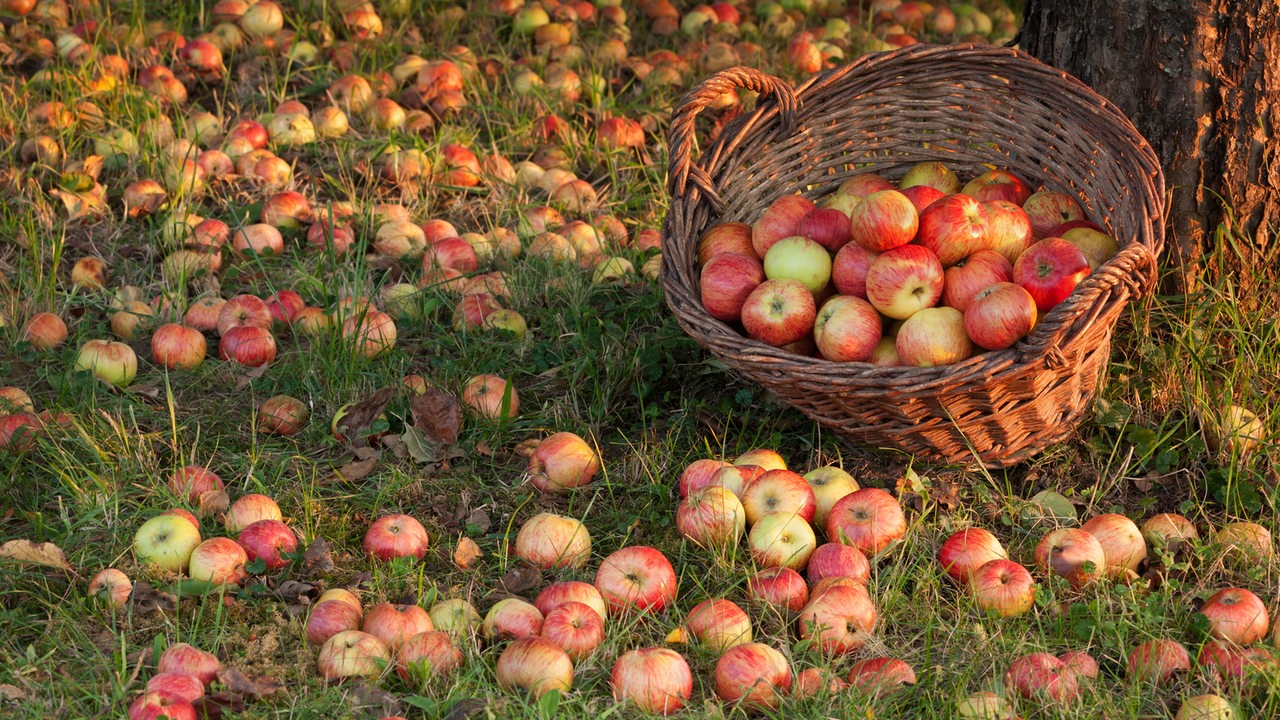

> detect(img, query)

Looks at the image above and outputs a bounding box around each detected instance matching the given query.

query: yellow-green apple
[109,301,156,341]
[813,295,881,362]
[230,224,285,256]
[514,512,591,569]
[1022,190,1085,238]
[869,337,902,366]
[1203,405,1266,457]
[1081,513,1147,578]
[540,601,604,661]
[964,282,1038,350]
[145,671,204,704]
[225,493,282,532]
[806,542,870,585]
[21,311,67,350]
[133,514,201,571]
[899,160,961,194]
[969,559,1036,617]
[746,566,809,611]
[1175,694,1237,720]
[535,581,608,623]
[897,306,974,366]
[1004,652,1080,702]
[151,323,208,370]
[187,537,248,585]
[257,394,308,435]
[1127,638,1190,683]
[362,602,434,649]
[482,598,544,642]
[1060,226,1119,270]
[239,0,284,36]
[678,458,734,497]
[676,486,746,549]
[831,241,877,298]
[699,251,765,323]
[1013,237,1091,311]
[835,172,895,199]
[955,691,1017,720]
[797,207,852,252]
[916,193,992,266]
[1213,521,1272,568]
[128,692,197,720]
[611,647,693,715]
[159,642,221,686]
[803,466,859,528]
[938,527,1008,585]
[1059,650,1099,680]
[218,325,277,366]
[900,184,946,214]
[167,465,223,503]
[864,244,944,320]
[482,308,527,338]
[714,642,791,711]
[748,511,817,570]
[752,194,815,257]
[75,339,138,387]
[237,519,298,570]
[846,657,916,696]
[711,464,765,497]
[88,567,133,609]
[529,431,600,492]
[942,250,1013,311]
[983,200,1035,264]
[397,630,463,684]
[826,488,906,555]
[740,469,816,525]
[763,236,832,293]
[698,222,757,264]
[363,513,429,560]
[791,667,847,699]
[1034,528,1107,588]
[317,630,391,680]
[1201,588,1269,645]
[306,599,362,645]
[962,168,1032,205]
[217,294,272,334]
[848,190,918,252]
[740,278,817,346]
[428,598,481,640]
[798,582,877,654]
[735,448,787,470]
[595,545,678,615]
[1141,513,1199,550]
[496,636,574,698]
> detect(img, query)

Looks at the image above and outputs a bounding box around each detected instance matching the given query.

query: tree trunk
[1018,0,1280,291]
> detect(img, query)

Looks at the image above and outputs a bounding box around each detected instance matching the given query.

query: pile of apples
[697,160,1121,366]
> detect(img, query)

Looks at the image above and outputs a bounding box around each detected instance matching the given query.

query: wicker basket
[660,43,1165,468]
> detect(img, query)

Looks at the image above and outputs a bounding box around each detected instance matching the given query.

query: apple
[1175,694,1237,720]
[938,527,1008,585]
[150,323,208,370]
[983,200,1035,264]
[797,207,852,252]
[363,514,430,560]
[1142,513,1199,550]
[752,194,815,258]
[746,566,808,612]
[962,169,1032,205]
[187,537,248,586]
[610,647,692,715]
[528,431,600,492]
[897,306,974,366]
[964,282,1038,351]
[846,657,916,696]
[534,581,607,623]
[495,637,574,698]
[540,601,605,661]
[145,672,205,704]
[257,394,309,435]
[806,542,870,585]
[677,458,734,497]
[166,465,223,503]
[1060,226,1120,270]
[699,251,765,323]
[813,295,881,362]
[1081,513,1147,578]
[217,294,272,334]
[396,630,463,685]
[915,194,992,266]
[900,184,947,214]
[306,600,363,645]
[791,667,847,699]
[1200,587,1269,645]
[740,278,817,347]
[428,598,482,641]
[1196,640,1276,685]
[942,250,1013,312]
[835,173,895,199]
[21,311,67,350]
[87,567,132,608]
[183,296,226,332]
[159,642,221,686]
[342,310,397,359]
[682,598,752,652]
[75,339,138,387]
[709,464,766,497]
[1013,237,1092,311]
[237,519,298,570]
[70,256,109,289]
[955,691,1018,720]
[749,512,817,570]
[128,692,197,720]
[1004,652,1080,702]
[713,642,791,711]
[848,190,919,252]
[1034,528,1107,588]
[969,559,1037,617]
[734,448,788,470]
[317,588,363,615]
[0,412,40,451]
[676,486,746,549]
[1214,521,1273,567]
[595,546,678,615]
[224,493,282,532]
[826,488,906,555]
[803,466,859,528]
[264,290,306,325]
[831,241,877,298]
[1021,190,1085,238]
[698,222,757,265]
[798,583,877,655]
[218,325,277,366]
[316,630,391,680]
[740,469,816,526]
[482,598,544,642]
[1059,649,1099,680]
[1203,405,1266,457]
[230,224,285,256]
[1127,638,1190,683]
[514,512,592,569]
[899,161,961,194]
[864,244,944,320]
[133,514,201,571]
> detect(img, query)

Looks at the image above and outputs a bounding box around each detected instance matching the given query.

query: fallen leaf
[495,565,541,596]
[401,426,438,465]
[344,682,400,716]
[235,363,270,389]
[453,537,482,570]
[273,580,317,603]
[300,539,335,578]
[129,582,178,614]
[192,690,245,720]
[514,438,540,457]
[48,183,108,222]
[409,388,462,445]
[0,683,27,700]
[475,440,494,457]
[929,477,962,512]
[442,698,489,720]
[0,539,72,571]
[333,455,380,483]
[465,508,491,534]
[217,667,283,699]
[334,388,395,448]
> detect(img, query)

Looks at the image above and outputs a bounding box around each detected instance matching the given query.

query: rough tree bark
[1018,0,1280,291]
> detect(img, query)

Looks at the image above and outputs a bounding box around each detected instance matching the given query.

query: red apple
[1127,638,1190,683]
[826,488,906,555]
[1081,513,1147,578]
[1059,649,1099,680]
[740,278,817,347]
[217,294,272,334]
[1022,190,1085,238]
[306,600,362,645]
[961,169,1032,205]
[900,184,947,214]
[363,514,429,560]
[224,493,282,532]
[88,568,133,609]
[540,601,605,661]
[798,583,877,655]
[897,306,973,366]
[714,642,792,711]
[964,282,1038,351]
[364,602,435,648]
[495,637,574,698]
[535,581,608,623]
[218,325,277,366]
[676,486,746,549]
[835,173,895,199]
[316,630,391,680]
[482,598,544,642]
[797,207,852,252]
[528,431,600,492]
[1034,528,1107,588]
[710,464,765,498]
[734,448,787,470]
[806,542,870,585]
[183,296,225,332]
[151,323,208,370]
[968,559,1036,617]
[752,194,815,257]
[159,642,220,686]
[740,469,816,526]
[611,647,693,715]
[167,465,223,503]
[846,657,916,696]
[145,671,204,704]
[677,458,734,497]
[237,519,297,570]
[983,200,1035,264]
[749,512,817,570]
[864,244,944,320]
[791,667,847,699]
[187,537,248,586]
[830,241,877,298]
[915,193,991,266]
[1200,587,1269,645]
[746,566,809,612]
[848,190,918,252]
[1013,237,1091,311]
[21,311,68,350]
[700,251,765,323]
[1004,652,1080,702]
[257,394,308,435]
[698,222,757,264]
[937,527,1008,585]
[514,512,591,569]
[128,692,197,720]
[397,630,463,681]
[942,250,1013,312]
[264,290,306,325]
[813,295,881,362]
[595,545,678,615]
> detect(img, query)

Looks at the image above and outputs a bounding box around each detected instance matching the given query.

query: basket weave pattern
[660,44,1165,468]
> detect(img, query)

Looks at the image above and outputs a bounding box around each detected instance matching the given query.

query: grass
[0,1,1277,719]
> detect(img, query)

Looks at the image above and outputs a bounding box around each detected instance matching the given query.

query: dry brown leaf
[48,183,108,222]
[217,667,283,699]
[453,537,483,570]
[192,690,245,720]
[344,682,400,715]
[334,388,395,448]
[409,388,462,445]
[334,455,379,483]
[235,363,270,389]
[0,539,72,571]
[0,683,27,700]
[495,564,541,596]
[129,582,178,614]
[300,539,335,578]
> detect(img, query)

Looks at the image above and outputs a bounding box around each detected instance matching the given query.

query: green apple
[133,514,202,571]
[763,236,832,293]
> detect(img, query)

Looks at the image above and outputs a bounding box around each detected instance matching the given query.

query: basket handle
[667,66,799,215]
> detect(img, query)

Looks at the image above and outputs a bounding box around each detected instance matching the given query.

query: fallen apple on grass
[540,601,605,661]
[133,514,202,572]
[496,636,574,699]
[515,512,592,569]
[611,647,693,715]
[713,642,792,712]
[363,513,430,560]
[595,545,678,615]
[826,487,906,555]
[528,431,600,492]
